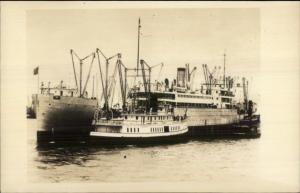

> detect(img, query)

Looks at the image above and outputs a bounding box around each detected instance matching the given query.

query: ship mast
[137,18,141,76]
[92,75,95,98]
[243,77,248,112]
[223,53,226,88]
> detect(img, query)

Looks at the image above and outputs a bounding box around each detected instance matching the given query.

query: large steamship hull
[174,107,260,137]
[174,107,240,126]
[36,94,98,143]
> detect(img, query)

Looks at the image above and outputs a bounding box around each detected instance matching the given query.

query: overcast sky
[27,8,260,100]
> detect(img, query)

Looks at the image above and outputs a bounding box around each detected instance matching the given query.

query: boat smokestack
[177,68,186,87]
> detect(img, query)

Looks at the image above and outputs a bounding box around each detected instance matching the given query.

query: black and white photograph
[1,1,299,192]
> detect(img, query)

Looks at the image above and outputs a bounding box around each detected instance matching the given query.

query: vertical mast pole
[80,60,83,97]
[37,65,40,94]
[96,73,98,100]
[124,68,127,108]
[137,18,141,76]
[223,53,226,88]
[92,75,95,98]
[105,59,109,112]
[149,69,151,92]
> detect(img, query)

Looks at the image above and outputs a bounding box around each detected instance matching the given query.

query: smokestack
[177,68,186,87]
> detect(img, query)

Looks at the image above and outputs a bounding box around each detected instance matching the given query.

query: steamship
[92,18,260,139]
[126,62,259,137]
[36,50,98,143]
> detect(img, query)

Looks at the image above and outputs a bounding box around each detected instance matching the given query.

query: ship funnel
[177,68,186,87]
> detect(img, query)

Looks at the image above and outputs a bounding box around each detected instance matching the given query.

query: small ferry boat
[90,111,188,145]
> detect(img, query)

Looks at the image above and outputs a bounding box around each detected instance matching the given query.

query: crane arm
[202,64,207,85]
[203,64,209,85]
[140,59,148,93]
[118,60,126,108]
[82,53,96,95]
[70,49,78,90]
[150,62,163,69]
[96,48,108,60]
[71,50,81,61]
[107,61,118,99]
[81,52,95,61]
[189,67,197,76]
[96,50,107,105]
[189,67,197,90]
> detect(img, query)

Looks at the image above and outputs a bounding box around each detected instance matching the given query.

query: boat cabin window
[137,128,139,132]
[125,116,127,119]
[60,91,63,96]
[134,128,136,132]
[136,116,138,120]
[130,128,132,132]
[164,126,170,132]
[127,128,129,132]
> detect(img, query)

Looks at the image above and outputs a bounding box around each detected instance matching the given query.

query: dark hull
[36,94,98,143]
[188,122,260,138]
[175,108,260,138]
[89,134,190,145]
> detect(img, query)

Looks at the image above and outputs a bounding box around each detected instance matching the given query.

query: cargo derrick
[96,48,119,118]
[70,50,96,97]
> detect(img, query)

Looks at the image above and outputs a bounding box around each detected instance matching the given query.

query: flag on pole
[33,66,39,75]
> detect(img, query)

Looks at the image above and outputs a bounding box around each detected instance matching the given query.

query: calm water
[27,119,299,190]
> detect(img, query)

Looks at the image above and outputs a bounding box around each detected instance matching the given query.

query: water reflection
[34,137,247,168]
